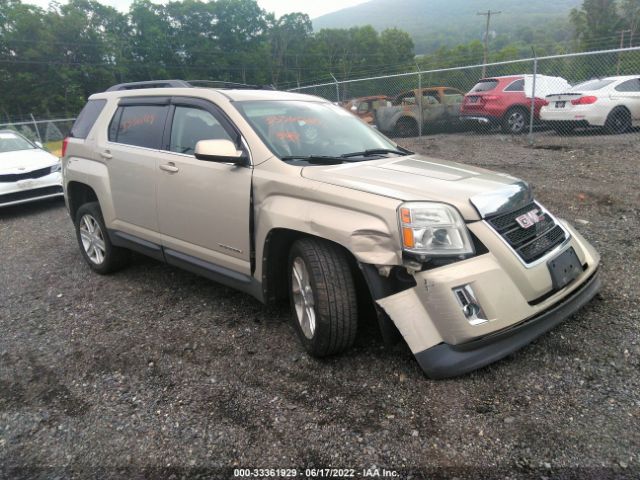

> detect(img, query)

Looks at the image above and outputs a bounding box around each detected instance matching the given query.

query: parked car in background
[542,76,640,134]
[460,75,571,134]
[342,95,391,126]
[0,130,62,207]
[376,87,465,136]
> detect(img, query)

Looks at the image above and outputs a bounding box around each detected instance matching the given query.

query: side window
[357,101,370,114]
[70,99,107,139]
[109,105,168,149]
[169,106,234,155]
[422,92,440,105]
[615,79,640,92]
[504,79,525,92]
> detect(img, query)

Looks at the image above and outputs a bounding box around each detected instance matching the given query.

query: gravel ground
[1,131,639,479]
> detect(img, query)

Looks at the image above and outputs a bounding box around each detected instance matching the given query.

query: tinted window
[109,105,168,149]
[169,106,234,155]
[504,79,525,92]
[70,99,107,139]
[572,79,615,91]
[615,78,640,92]
[470,80,498,93]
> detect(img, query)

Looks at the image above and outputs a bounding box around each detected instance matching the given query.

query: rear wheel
[288,238,358,357]
[501,107,529,134]
[604,107,631,135]
[75,202,130,274]
[394,117,419,137]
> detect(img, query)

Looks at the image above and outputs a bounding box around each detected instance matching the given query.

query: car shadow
[0,196,66,219]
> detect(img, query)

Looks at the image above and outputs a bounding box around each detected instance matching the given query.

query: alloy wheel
[79,214,106,265]
[291,257,316,339]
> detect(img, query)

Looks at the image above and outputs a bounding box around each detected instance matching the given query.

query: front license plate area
[548,247,582,290]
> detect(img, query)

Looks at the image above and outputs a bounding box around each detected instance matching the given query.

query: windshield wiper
[280,155,345,165]
[340,147,413,158]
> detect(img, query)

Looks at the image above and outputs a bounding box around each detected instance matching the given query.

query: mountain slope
[313,0,580,53]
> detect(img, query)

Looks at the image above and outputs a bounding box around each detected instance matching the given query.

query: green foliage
[0,0,417,117]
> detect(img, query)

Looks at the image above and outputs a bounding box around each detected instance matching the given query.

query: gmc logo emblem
[515,210,544,229]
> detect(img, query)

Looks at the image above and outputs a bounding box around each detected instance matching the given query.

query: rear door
[156,97,252,275]
[103,97,170,240]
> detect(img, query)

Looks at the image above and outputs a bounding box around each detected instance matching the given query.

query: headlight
[399,202,474,257]
[50,162,61,173]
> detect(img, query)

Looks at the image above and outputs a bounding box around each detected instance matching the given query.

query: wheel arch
[66,181,99,221]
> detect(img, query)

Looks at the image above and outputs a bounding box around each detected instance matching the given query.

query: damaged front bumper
[375,220,601,379]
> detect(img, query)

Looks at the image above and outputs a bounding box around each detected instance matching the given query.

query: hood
[301,154,527,220]
[0,148,60,174]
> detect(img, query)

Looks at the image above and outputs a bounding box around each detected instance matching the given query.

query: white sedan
[541,75,640,134]
[0,130,63,207]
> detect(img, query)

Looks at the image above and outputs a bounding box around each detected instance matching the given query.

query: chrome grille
[0,166,52,183]
[486,202,568,264]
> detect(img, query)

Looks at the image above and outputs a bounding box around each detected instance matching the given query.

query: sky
[25,0,370,19]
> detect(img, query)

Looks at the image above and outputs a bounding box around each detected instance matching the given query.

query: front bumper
[0,172,63,207]
[376,220,600,378]
[414,269,600,378]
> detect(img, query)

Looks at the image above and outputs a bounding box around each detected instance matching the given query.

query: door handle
[159,163,179,173]
[100,150,112,160]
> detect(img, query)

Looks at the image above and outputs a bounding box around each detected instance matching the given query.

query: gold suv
[62,80,601,378]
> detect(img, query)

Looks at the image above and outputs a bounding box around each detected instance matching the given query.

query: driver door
[156,97,252,276]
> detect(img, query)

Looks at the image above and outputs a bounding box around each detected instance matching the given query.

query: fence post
[415,62,423,137]
[528,52,537,145]
[330,73,340,103]
[30,113,42,143]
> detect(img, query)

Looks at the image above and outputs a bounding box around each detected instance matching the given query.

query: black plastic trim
[119,96,171,106]
[414,270,601,379]
[108,230,164,262]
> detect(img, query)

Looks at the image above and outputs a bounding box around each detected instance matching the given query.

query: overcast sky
[25,0,369,19]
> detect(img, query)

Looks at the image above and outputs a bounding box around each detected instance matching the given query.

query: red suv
[460,75,547,134]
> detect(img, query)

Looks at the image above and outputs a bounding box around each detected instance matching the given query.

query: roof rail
[186,80,276,90]
[105,80,192,92]
[105,79,277,92]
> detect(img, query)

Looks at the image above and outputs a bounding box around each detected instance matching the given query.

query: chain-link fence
[0,117,76,156]
[288,46,640,143]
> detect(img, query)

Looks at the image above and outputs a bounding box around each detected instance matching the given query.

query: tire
[501,107,529,134]
[75,202,130,274]
[604,107,631,135]
[288,238,358,357]
[394,117,419,137]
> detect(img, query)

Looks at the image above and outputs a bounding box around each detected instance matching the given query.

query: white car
[541,76,640,134]
[0,130,63,207]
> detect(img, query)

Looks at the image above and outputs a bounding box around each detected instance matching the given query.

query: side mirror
[35,141,43,148]
[194,139,247,165]
[350,105,358,112]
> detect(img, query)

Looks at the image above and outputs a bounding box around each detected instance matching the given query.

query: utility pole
[478,10,501,78]
[617,29,632,75]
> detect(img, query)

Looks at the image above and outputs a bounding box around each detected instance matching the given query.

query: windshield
[234,100,399,160]
[0,131,36,153]
[571,79,615,91]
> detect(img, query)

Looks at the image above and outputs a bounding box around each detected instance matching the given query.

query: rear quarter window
[108,105,169,149]
[470,80,498,93]
[70,99,107,139]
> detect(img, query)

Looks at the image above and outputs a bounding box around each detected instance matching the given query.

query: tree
[570,0,621,51]
[620,0,640,45]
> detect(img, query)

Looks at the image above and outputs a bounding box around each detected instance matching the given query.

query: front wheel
[288,238,358,357]
[75,202,130,274]
[394,117,419,137]
[501,107,529,134]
